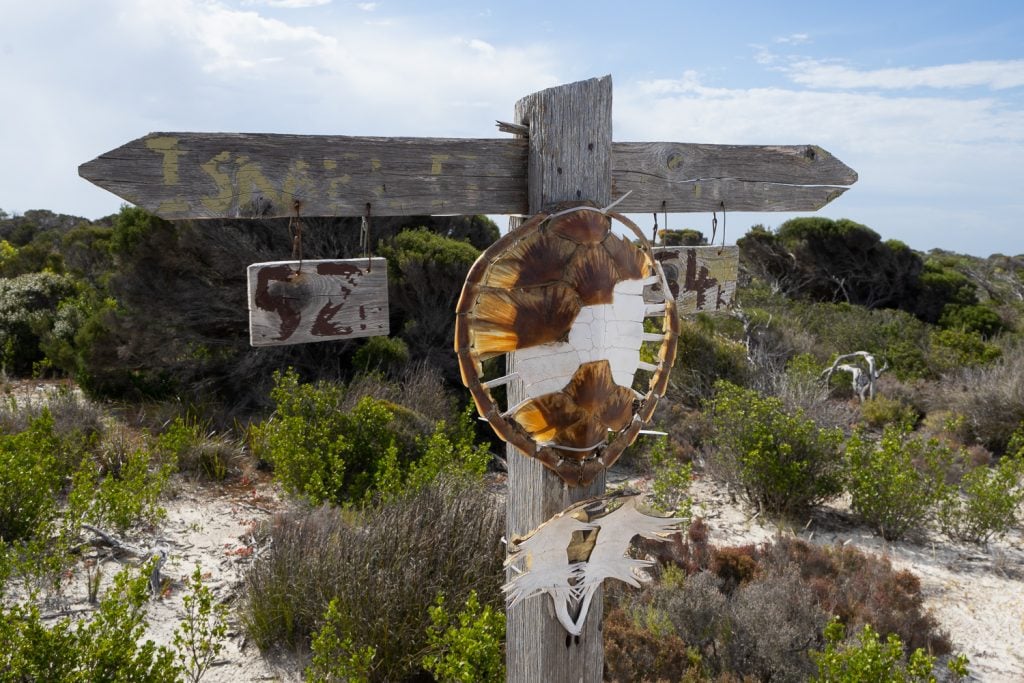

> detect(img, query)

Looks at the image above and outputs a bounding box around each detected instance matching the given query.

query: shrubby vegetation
[5,204,1022,680]
[241,478,504,682]
[705,380,845,514]
[613,525,956,681]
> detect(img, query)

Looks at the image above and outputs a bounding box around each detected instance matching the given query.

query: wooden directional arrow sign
[78,74,857,683]
[80,135,856,219]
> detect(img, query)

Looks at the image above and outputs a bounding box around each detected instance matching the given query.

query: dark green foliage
[2,204,496,411]
[669,319,749,407]
[845,425,957,541]
[705,381,845,514]
[109,205,169,256]
[658,228,707,246]
[377,228,482,383]
[739,218,922,310]
[914,259,977,324]
[939,303,1006,338]
[240,478,504,682]
[352,335,410,375]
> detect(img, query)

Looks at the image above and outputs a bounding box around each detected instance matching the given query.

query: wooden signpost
[80,74,855,683]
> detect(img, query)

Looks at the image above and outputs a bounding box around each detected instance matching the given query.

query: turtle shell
[455,202,679,486]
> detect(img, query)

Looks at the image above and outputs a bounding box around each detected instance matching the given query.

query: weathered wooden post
[505,75,612,683]
[79,73,856,682]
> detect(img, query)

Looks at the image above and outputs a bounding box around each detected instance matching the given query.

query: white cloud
[242,0,332,7]
[0,0,562,220]
[774,33,809,45]
[787,58,1024,90]
[616,72,1024,253]
[356,2,377,10]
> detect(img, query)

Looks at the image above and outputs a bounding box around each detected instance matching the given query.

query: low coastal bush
[705,381,844,514]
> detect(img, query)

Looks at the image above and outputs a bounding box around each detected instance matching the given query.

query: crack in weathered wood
[80,133,856,219]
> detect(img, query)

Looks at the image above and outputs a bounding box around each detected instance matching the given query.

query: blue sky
[1,0,1021,256]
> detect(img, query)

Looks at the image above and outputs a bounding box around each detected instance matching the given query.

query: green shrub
[0,560,179,682]
[860,396,920,431]
[705,381,845,514]
[156,416,242,482]
[939,303,1006,338]
[845,425,956,541]
[241,477,504,682]
[68,443,173,532]
[1008,421,1024,457]
[668,320,749,407]
[306,598,377,683]
[648,437,694,515]
[375,405,492,502]
[352,336,410,375]
[422,590,505,683]
[938,455,1024,543]
[173,565,229,683]
[811,619,968,683]
[0,272,79,376]
[930,328,1002,372]
[0,410,63,542]
[254,370,488,505]
[250,369,415,504]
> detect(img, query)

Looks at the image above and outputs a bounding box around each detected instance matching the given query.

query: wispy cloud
[787,58,1024,90]
[356,2,377,11]
[618,71,1024,252]
[242,0,332,8]
[774,33,809,45]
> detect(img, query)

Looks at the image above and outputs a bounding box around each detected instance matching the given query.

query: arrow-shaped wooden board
[80,134,857,219]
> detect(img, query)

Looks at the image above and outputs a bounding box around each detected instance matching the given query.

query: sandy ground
[8,381,1022,681]
[123,469,1021,682]
[682,475,1024,682]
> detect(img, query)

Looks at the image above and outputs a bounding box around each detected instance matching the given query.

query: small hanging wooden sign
[647,245,738,315]
[246,257,389,347]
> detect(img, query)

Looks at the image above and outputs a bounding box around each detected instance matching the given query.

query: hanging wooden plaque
[647,245,738,315]
[246,257,388,347]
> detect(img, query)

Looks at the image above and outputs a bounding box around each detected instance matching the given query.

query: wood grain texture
[506,75,610,683]
[246,258,387,346]
[80,134,528,219]
[79,134,856,218]
[611,140,856,212]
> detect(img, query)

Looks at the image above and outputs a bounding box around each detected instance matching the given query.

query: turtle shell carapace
[455,202,679,486]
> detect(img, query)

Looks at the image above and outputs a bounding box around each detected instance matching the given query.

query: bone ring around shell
[455,201,679,486]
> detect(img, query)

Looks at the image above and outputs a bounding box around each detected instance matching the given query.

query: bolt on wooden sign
[246,257,388,346]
